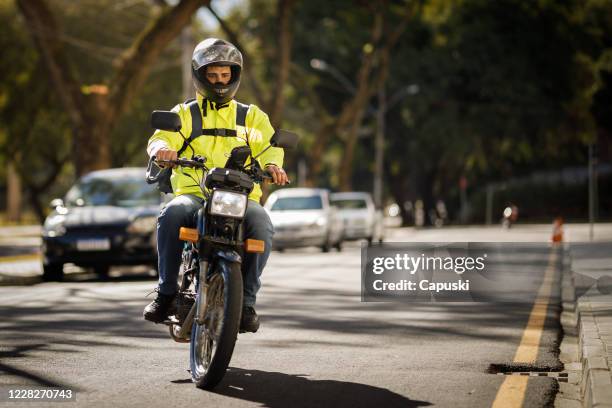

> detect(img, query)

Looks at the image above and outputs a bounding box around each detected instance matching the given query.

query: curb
[578,302,612,407]
[0,273,42,286]
[568,246,612,408]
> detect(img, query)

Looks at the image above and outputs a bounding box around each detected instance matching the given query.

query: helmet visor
[192,43,243,71]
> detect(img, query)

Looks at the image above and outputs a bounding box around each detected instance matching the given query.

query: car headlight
[44,215,66,237]
[210,190,247,218]
[127,216,158,234]
[311,216,327,227]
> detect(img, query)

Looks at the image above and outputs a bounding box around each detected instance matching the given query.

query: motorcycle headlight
[127,216,157,234]
[210,190,247,218]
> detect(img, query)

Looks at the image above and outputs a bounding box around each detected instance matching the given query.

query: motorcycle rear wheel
[190,261,242,390]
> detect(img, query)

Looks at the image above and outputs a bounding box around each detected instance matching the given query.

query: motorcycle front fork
[195,260,209,325]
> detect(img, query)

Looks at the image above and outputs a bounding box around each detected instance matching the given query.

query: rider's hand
[155,148,178,168]
[265,165,289,185]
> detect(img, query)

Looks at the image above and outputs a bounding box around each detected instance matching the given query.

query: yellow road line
[491,246,559,408]
[0,253,41,263]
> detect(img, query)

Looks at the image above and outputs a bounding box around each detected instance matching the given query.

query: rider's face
[206,66,231,85]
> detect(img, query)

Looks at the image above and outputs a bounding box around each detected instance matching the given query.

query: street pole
[588,142,597,241]
[486,185,494,225]
[298,158,307,187]
[374,87,386,209]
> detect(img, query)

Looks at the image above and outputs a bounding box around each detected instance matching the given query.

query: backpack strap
[177,100,250,156]
[235,102,249,127]
[177,99,202,156]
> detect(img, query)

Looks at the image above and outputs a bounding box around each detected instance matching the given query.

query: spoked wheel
[190,262,243,390]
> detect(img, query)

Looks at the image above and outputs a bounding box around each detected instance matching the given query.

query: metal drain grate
[496,372,569,382]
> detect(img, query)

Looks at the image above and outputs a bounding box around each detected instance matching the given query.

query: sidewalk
[0,224,41,255]
[570,242,612,407]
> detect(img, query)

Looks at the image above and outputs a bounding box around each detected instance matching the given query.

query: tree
[16,0,208,176]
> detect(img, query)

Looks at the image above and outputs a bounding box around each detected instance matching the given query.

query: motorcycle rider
[143,38,289,332]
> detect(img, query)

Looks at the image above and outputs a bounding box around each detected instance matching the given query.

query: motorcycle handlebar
[155,157,208,170]
[149,156,284,185]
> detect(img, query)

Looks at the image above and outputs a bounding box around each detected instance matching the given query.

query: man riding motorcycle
[143,38,289,332]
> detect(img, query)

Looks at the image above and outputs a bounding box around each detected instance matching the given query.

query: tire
[42,263,64,282]
[190,261,243,390]
[367,237,373,246]
[321,242,330,253]
[334,240,342,252]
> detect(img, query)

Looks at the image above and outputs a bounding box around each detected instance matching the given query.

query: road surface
[0,226,571,407]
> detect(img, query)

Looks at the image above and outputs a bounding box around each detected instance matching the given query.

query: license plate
[76,238,111,251]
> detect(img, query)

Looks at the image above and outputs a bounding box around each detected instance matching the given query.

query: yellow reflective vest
[147,94,284,203]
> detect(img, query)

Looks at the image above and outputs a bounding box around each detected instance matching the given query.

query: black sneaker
[143,290,177,323]
[240,306,260,333]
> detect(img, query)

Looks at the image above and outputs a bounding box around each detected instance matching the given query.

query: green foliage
[2,0,611,222]
[379,0,612,221]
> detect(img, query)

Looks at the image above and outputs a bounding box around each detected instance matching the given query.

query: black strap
[236,102,248,127]
[177,99,203,156]
[200,128,237,137]
[177,100,250,156]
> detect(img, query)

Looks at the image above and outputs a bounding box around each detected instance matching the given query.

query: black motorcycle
[146,110,297,389]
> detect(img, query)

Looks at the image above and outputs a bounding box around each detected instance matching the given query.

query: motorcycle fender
[213,249,242,264]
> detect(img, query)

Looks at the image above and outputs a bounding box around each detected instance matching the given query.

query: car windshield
[331,199,368,209]
[271,196,323,211]
[65,177,160,207]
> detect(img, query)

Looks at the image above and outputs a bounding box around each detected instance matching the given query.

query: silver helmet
[191,38,243,104]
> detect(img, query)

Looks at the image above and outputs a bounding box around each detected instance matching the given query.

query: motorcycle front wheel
[190,261,243,390]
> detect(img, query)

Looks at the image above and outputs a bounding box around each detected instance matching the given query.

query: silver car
[264,188,343,252]
[330,192,384,245]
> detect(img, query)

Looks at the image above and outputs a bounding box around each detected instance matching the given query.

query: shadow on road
[0,344,81,390]
[177,367,432,408]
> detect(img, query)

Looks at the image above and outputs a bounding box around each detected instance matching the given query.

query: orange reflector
[245,239,265,253]
[179,227,199,243]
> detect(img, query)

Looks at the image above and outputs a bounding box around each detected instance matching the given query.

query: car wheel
[42,263,64,282]
[367,237,373,246]
[334,240,342,252]
[321,241,331,253]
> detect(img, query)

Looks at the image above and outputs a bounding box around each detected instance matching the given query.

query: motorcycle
[146,109,298,389]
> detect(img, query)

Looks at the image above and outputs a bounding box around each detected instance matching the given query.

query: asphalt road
[0,227,566,408]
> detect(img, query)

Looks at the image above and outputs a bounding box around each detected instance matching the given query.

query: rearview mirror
[151,111,181,132]
[270,130,299,149]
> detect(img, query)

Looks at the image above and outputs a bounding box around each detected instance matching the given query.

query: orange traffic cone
[552,217,564,243]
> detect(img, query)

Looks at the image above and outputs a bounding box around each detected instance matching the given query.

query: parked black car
[41,168,163,281]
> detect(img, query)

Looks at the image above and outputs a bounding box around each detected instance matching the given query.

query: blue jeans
[156,194,273,307]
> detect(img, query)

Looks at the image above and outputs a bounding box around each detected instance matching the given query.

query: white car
[330,192,384,245]
[264,188,343,252]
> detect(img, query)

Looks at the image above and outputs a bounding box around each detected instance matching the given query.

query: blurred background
[1,0,611,227]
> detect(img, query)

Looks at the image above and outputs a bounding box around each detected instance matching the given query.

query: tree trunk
[268,0,295,127]
[17,0,207,176]
[6,162,22,223]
